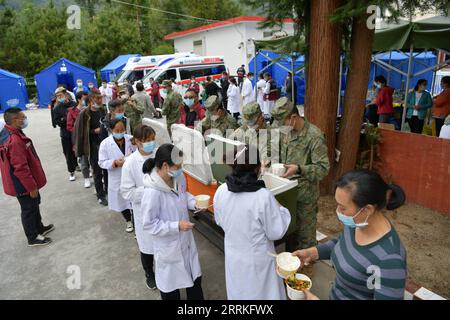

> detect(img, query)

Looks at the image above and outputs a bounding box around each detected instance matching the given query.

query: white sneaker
[89,171,93,178]
[69,173,76,181]
[84,178,91,188]
[126,221,134,233]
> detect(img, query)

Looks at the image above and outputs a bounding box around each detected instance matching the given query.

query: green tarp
[254,16,450,54]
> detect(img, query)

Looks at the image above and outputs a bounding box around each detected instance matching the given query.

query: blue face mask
[168,168,183,178]
[21,118,29,129]
[336,207,369,228]
[142,141,156,154]
[113,132,125,140]
[115,113,125,120]
[58,97,66,103]
[184,98,195,108]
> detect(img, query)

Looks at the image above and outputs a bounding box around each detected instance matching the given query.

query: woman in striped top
[293,169,407,300]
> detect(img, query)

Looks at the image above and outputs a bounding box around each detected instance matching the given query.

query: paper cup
[276,252,300,278]
[271,163,286,177]
[195,195,210,209]
[286,273,312,300]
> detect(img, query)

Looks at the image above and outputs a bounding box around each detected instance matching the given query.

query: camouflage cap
[204,95,220,112]
[161,80,172,88]
[242,101,262,122]
[272,97,292,121]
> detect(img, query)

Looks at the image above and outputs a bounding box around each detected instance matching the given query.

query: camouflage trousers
[285,201,318,252]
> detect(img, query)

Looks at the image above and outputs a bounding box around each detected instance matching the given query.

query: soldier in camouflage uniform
[118,86,144,133]
[280,105,330,251]
[271,97,292,129]
[230,101,272,165]
[195,95,238,136]
[161,79,182,137]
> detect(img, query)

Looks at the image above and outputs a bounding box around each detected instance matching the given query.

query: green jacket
[406,90,432,120]
[280,121,330,204]
[124,99,144,133]
[162,90,182,126]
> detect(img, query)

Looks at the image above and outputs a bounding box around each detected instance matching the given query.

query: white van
[142,55,228,96]
[115,52,196,85]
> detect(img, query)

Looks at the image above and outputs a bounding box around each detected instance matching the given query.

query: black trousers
[435,118,445,137]
[89,144,106,199]
[160,276,204,301]
[232,112,240,121]
[121,209,132,222]
[140,252,155,278]
[17,194,44,242]
[407,116,424,134]
[61,136,77,173]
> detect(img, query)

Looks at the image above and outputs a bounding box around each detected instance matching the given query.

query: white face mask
[211,115,219,122]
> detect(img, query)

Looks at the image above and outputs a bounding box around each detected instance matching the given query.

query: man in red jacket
[373,75,394,124]
[0,108,54,246]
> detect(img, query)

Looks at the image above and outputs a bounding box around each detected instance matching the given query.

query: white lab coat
[227,84,241,114]
[241,78,255,106]
[100,85,113,106]
[213,184,291,300]
[256,79,266,112]
[263,81,275,116]
[141,170,202,293]
[98,135,135,212]
[120,149,156,254]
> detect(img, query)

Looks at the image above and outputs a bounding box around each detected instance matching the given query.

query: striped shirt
[317,224,407,300]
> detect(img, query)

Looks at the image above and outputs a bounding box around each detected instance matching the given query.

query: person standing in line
[241,72,255,106]
[98,119,135,232]
[227,77,241,121]
[432,76,450,137]
[132,82,156,119]
[149,78,161,110]
[67,91,91,188]
[406,79,432,134]
[161,80,182,137]
[141,144,204,300]
[204,76,221,99]
[263,73,278,119]
[121,124,158,290]
[53,87,78,181]
[74,89,108,206]
[220,71,230,110]
[73,79,88,95]
[373,75,394,124]
[214,145,290,300]
[188,76,200,97]
[256,74,266,113]
[0,108,54,246]
[236,64,246,89]
[100,80,113,108]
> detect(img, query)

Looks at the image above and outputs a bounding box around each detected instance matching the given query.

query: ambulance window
[129,70,144,82]
[158,69,177,81]
[180,65,226,80]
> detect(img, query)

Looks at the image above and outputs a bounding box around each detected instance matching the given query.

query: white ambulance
[115,52,197,85]
[142,55,228,97]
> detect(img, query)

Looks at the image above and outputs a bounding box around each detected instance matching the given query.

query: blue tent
[248,50,306,104]
[100,54,140,82]
[34,58,96,107]
[0,69,29,113]
[369,51,436,90]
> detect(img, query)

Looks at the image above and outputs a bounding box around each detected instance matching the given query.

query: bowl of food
[276,252,300,278]
[271,163,286,177]
[195,194,210,209]
[285,273,312,300]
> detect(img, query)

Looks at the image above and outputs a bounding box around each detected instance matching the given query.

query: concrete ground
[0,108,333,300]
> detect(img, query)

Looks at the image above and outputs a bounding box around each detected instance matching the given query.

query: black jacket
[53,100,77,138]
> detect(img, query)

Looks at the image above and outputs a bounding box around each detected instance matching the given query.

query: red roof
[164,16,295,40]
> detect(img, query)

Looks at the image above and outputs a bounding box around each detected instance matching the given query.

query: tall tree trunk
[335,12,375,179]
[304,0,342,194]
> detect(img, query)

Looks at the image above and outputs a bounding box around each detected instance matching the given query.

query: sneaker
[145,275,157,290]
[42,224,55,236]
[28,235,52,247]
[69,173,76,181]
[125,221,134,233]
[98,197,108,206]
[84,178,91,188]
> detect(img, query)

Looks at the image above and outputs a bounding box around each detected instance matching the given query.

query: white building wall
[172,21,296,76]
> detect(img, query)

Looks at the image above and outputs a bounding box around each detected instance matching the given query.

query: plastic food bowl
[195,194,211,209]
[276,252,300,278]
[271,163,286,177]
[285,273,313,300]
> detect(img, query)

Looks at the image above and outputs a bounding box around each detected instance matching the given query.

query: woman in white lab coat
[227,77,241,121]
[141,144,204,300]
[120,124,158,290]
[98,118,135,232]
[214,145,291,300]
[241,73,255,106]
[256,74,266,112]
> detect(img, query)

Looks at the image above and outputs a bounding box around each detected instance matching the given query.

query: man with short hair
[132,82,156,119]
[118,86,144,133]
[0,108,54,246]
[241,72,255,106]
[237,64,246,89]
[99,80,113,108]
[161,80,182,137]
[204,76,220,99]
[195,95,237,136]
[220,72,230,110]
[263,73,278,119]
